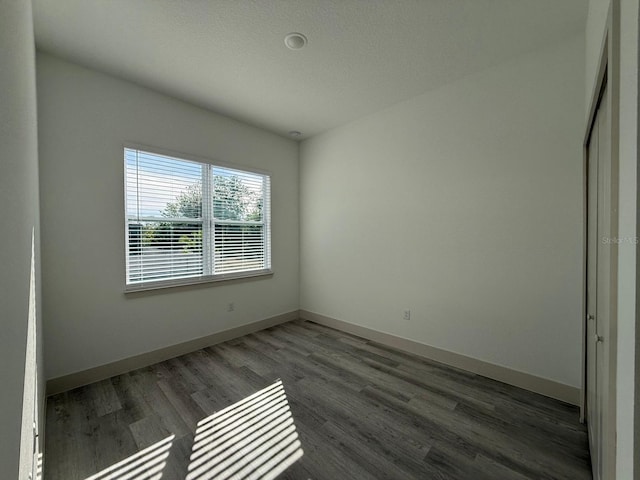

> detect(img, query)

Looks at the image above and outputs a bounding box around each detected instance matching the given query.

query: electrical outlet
[403,310,411,321]
[227,302,235,312]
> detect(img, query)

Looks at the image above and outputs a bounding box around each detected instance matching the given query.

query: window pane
[214,224,265,274]
[212,168,264,222]
[127,221,203,283]
[126,149,202,220]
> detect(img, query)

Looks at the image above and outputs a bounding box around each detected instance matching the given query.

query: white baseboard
[299,309,580,406]
[47,308,580,405]
[46,310,298,395]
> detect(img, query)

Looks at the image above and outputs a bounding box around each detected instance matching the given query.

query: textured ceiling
[33,0,588,139]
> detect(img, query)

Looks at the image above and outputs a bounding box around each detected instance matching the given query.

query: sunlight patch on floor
[187,379,303,480]
[84,435,174,480]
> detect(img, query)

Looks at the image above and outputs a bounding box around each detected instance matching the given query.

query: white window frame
[124,144,272,292]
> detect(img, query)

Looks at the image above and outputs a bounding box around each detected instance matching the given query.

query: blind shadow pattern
[36,452,43,480]
[84,435,174,480]
[79,380,302,480]
[186,380,303,480]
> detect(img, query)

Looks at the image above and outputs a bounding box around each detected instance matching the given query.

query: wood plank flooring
[45,320,592,480]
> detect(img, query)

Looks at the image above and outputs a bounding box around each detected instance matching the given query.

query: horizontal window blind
[125,148,270,288]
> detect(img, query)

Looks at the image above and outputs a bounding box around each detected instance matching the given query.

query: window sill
[124,269,273,293]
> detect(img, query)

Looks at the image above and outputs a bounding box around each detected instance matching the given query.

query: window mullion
[264,176,271,269]
[202,165,213,276]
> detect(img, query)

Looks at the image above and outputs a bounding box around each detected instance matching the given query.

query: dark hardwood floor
[45,320,592,480]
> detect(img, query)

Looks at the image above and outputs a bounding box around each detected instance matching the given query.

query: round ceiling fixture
[288,130,302,138]
[284,32,307,50]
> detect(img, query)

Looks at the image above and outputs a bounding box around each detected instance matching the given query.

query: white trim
[46,310,297,395]
[47,308,583,406]
[299,310,581,405]
[124,268,273,293]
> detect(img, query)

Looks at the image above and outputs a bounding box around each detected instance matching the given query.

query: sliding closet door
[586,81,611,480]
[586,103,600,479]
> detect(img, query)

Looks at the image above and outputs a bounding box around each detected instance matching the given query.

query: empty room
[2,0,640,479]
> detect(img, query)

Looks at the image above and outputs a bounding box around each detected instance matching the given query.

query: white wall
[586,0,640,477]
[0,0,44,477]
[37,53,299,380]
[300,35,585,388]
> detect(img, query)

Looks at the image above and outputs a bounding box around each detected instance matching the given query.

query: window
[125,147,271,290]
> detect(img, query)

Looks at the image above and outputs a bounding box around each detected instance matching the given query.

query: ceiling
[33,0,588,140]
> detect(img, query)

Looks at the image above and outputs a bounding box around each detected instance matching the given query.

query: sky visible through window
[125,148,263,220]
[126,148,201,218]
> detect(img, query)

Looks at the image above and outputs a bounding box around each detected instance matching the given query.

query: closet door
[586,80,610,480]
[586,102,600,479]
